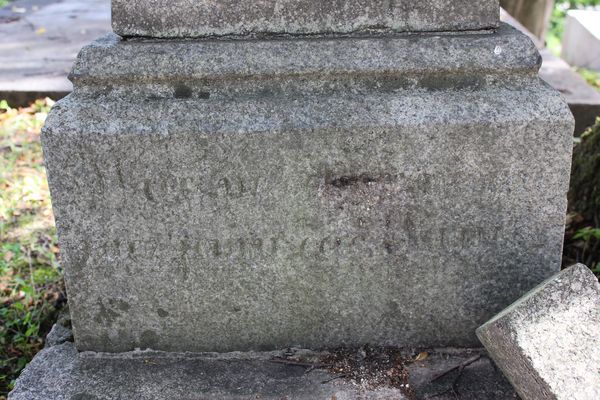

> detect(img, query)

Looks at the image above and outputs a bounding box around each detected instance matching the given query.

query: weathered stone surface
[44,323,73,348]
[10,325,517,400]
[477,264,600,400]
[42,25,574,353]
[9,342,405,400]
[111,0,500,38]
[406,349,518,399]
[540,49,600,135]
[501,8,600,134]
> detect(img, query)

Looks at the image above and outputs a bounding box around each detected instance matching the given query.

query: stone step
[71,24,539,92]
[10,326,517,400]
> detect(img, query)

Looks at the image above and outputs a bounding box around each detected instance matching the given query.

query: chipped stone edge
[475,264,597,400]
[477,264,594,329]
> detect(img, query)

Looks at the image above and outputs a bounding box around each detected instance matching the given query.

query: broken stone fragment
[44,323,74,348]
[477,264,600,400]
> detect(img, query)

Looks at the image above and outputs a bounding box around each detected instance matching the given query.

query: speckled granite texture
[9,343,407,400]
[111,0,500,37]
[477,264,600,400]
[42,24,574,353]
[10,325,517,400]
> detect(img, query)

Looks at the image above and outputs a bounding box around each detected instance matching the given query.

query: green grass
[0,98,64,399]
[546,2,600,94]
[573,227,600,273]
[577,68,600,90]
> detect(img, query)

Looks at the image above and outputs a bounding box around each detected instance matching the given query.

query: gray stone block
[8,342,407,400]
[42,24,573,353]
[111,0,500,38]
[9,325,516,400]
[477,264,600,400]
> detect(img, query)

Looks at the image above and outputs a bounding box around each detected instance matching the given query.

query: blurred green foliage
[567,118,600,275]
[577,68,600,89]
[0,99,64,398]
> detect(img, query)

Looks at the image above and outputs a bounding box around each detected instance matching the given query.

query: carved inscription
[89,223,504,273]
[77,151,514,209]
[71,145,514,274]
[140,175,261,202]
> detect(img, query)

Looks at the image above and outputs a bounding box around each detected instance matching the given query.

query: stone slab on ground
[42,24,574,353]
[539,49,600,134]
[0,0,110,106]
[477,264,600,400]
[111,0,500,38]
[406,350,519,399]
[10,327,518,400]
[501,8,600,134]
[10,342,407,400]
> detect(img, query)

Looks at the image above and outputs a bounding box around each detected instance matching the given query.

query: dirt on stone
[271,345,416,398]
[320,346,416,398]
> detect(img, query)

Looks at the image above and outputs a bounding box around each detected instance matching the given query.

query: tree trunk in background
[569,119,600,226]
[500,0,555,40]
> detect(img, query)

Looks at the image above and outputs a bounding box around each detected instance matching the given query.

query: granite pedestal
[41,24,574,353]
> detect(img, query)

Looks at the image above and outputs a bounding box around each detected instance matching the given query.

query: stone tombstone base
[10,324,518,400]
[42,24,574,353]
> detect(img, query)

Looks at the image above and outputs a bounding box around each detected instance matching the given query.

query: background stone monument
[11,0,575,398]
